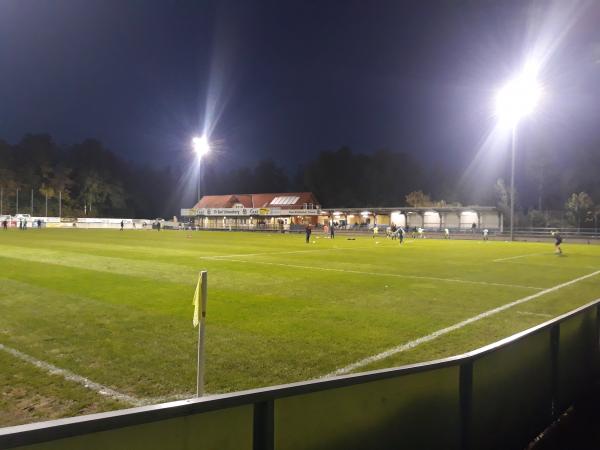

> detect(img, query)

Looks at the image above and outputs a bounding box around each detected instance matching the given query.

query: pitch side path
[1,229,599,426]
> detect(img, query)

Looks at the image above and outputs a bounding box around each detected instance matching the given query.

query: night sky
[2,0,600,176]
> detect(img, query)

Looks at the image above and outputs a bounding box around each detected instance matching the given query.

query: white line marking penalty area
[324,269,600,377]
[0,344,200,407]
[221,259,544,290]
[493,253,546,262]
[0,343,146,406]
[200,248,350,260]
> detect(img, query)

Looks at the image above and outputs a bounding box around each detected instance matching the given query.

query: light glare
[192,136,210,158]
[495,71,542,126]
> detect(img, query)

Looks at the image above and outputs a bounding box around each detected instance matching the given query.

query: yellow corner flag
[193,271,208,397]
[192,274,201,327]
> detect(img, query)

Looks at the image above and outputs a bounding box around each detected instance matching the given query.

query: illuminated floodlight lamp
[495,68,542,126]
[192,135,210,158]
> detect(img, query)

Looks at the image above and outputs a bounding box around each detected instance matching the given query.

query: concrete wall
[345,214,361,226]
[479,212,501,229]
[375,214,390,226]
[407,213,423,228]
[423,211,441,229]
[459,211,479,230]
[390,212,406,227]
[442,213,460,228]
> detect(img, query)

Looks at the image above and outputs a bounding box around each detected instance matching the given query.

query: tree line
[1,133,599,228]
[201,147,474,209]
[0,134,177,218]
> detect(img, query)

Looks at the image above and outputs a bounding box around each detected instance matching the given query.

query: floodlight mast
[192,136,210,201]
[495,68,541,241]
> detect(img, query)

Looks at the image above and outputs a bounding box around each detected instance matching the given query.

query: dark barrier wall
[2,300,599,450]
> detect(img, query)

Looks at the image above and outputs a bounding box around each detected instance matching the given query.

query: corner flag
[192,274,201,327]
[193,271,208,397]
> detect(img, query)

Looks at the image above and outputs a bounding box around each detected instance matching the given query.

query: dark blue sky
[1,0,599,175]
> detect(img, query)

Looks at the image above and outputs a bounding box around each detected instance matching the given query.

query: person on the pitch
[305,224,312,243]
[553,231,563,255]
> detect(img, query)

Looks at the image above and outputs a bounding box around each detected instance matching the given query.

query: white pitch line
[0,343,145,406]
[493,252,546,262]
[200,248,350,260]
[324,269,600,377]
[497,260,562,269]
[222,259,544,290]
[1,343,205,406]
[517,311,553,318]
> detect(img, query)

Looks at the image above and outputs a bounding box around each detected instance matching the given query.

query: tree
[252,160,289,193]
[80,172,104,215]
[303,147,360,207]
[527,209,548,228]
[494,178,511,223]
[405,190,432,207]
[78,171,127,216]
[585,205,600,232]
[565,192,594,231]
[526,141,557,211]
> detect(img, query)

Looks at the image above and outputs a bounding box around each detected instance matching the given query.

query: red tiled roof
[193,192,319,209]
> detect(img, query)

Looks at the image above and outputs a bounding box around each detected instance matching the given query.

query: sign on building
[180,207,321,217]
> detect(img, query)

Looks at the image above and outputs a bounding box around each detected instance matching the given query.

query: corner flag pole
[194,271,208,397]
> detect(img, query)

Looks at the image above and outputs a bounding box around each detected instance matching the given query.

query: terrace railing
[508,227,600,239]
[2,299,599,450]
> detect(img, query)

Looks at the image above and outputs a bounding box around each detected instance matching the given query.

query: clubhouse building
[181,192,503,231]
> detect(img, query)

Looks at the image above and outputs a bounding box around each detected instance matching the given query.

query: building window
[271,196,300,205]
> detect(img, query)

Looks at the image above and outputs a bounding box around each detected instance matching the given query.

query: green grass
[1,228,599,426]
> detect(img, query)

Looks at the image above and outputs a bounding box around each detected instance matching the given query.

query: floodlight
[192,135,210,201]
[192,136,210,158]
[495,71,542,126]
[493,62,544,241]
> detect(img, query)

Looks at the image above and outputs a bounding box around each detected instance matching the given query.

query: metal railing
[2,299,599,450]
[509,227,600,238]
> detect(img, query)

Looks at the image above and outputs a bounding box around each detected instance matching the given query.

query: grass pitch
[1,229,599,426]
